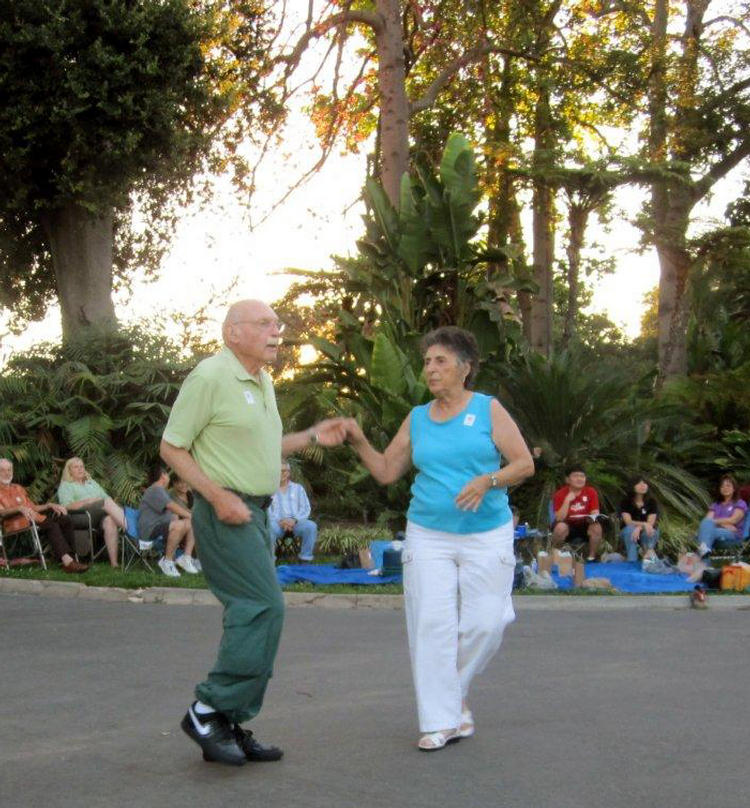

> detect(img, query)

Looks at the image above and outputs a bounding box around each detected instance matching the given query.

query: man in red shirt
[0,458,87,572]
[551,465,604,561]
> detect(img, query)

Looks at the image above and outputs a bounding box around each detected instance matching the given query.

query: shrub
[0,327,192,502]
[316,524,394,555]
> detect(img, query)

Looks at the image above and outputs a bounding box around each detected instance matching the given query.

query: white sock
[193,700,215,715]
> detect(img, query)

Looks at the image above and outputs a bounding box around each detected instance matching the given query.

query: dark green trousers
[192,493,285,724]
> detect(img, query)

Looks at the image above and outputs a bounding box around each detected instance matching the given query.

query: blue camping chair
[121,506,155,572]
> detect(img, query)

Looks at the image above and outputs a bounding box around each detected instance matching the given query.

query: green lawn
[0,555,406,595]
[3,558,745,597]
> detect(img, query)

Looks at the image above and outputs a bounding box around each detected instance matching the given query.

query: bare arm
[555,496,574,523]
[490,400,535,486]
[455,399,534,511]
[160,440,251,525]
[166,500,192,519]
[36,502,67,516]
[347,416,412,485]
[0,504,37,521]
[281,417,348,456]
[715,506,745,528]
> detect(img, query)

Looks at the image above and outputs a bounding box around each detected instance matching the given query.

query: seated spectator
[57,457,126,568]
[269,462,317,562]
[551,464,604,561]
[139,465,199,577]
[169,474,193,511]
[619,476,660,564]
[0,458,87,573]
[696,474,748,559]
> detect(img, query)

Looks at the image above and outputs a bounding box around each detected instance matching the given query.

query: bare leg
[102,497,126,531]
[164,519,189,561]
[101,515,119,567]
[587,522,603,559]
[182,523,196,557]
[551,523,570,546]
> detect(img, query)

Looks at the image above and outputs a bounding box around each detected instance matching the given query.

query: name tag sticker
[243,390,255,405]
[463,414,476,427]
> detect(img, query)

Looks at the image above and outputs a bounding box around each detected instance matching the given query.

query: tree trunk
[529,81,555,356]
[655,236,691,378]
[484,54,526,327]
[647,0,703,382]
[41,203,117,341]
[375,0,409,208]
[562,202,588,348]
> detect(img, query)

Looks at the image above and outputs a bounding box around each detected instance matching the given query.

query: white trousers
[403,520,516,732]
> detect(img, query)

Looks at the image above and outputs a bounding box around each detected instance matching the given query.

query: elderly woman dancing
[346,327,534,751]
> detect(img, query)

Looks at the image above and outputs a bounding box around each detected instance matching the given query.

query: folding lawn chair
[274,529,302,561]
[120,506,155,573]
[0,520,48,571]
[67,508,108,563]
[711,511,750,565]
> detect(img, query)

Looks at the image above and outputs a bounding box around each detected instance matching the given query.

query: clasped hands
[629,523,655,541]
[316,417,372,447]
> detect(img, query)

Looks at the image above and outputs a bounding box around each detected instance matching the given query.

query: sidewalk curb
[2,576,750,610]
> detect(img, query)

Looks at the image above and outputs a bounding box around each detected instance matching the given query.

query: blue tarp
[276,557,696,593]
[549,561,695,593]
[276,563,402,586]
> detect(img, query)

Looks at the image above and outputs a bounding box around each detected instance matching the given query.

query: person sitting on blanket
[138,465,200,577]
[551,465,605,562]
[0,458,88,573]
[619,476,660,565]
[268,462,317,562]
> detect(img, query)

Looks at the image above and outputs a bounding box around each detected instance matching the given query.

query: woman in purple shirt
[696,474,748,558]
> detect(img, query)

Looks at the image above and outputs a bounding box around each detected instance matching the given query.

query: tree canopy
[0,0,272,337]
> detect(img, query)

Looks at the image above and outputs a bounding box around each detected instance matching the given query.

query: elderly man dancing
[161,299,347,767]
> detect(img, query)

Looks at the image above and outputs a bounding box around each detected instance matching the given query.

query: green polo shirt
[163,347,283,496]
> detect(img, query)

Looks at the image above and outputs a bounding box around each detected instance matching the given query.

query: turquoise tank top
[406,392,511,534]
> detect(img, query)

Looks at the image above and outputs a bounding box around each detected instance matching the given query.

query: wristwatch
[309,429,320,445]
[489,472,499,489]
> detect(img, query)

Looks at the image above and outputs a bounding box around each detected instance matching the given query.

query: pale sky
[1,0,746,363]
[1,138,742,364]
[0,87,744,361]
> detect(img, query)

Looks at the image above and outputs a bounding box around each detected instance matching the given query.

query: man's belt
[194,490,273,510]
[225,489,273,510]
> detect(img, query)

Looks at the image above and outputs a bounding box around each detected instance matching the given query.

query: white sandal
[458,709,475,738]
[417,729,460,751]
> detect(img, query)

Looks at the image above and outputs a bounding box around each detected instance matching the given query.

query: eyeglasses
[231,318,285,333]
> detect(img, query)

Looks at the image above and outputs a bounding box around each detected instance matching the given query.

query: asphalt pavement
[1,593,748,808]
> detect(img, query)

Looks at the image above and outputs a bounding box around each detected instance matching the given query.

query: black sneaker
[180,703,247,766]
[203,725,284,763]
